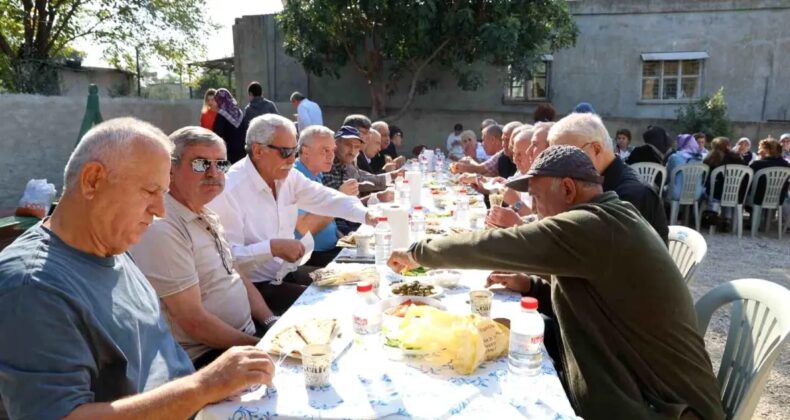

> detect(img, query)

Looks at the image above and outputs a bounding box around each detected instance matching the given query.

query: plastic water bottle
[435,149,445,172]
[410,206,426,242]
[419,150,428,173]
[399,180,411,208]
[352,282,382,351]
[455,191,470,224]
[508,297,544,376]
[374,217,392,267]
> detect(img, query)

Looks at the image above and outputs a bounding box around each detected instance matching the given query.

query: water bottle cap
[356,282,373,293]
[377,217,388,222]
[521,297,539,310]
[414,206,423,210]
[403,180,409,183]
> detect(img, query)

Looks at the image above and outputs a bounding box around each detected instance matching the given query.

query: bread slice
[297,318,337,346]
[271,326,307,356]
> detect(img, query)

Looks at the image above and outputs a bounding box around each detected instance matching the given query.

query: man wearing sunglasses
[208,114,376,312]
[131,126,279,369]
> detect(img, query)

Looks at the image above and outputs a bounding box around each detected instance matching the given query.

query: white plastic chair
[695,279,790,420]
[707,165,753,238]
[631,162,667,199]
[748,167,790,239]
[669,163,709,231]
[667,225,707,285]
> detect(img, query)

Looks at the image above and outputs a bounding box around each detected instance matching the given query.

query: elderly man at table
[486,122,555,228]
[450,124,508,177]
[357,127,382,174]
[389,145,724,419]
[208,114,376,314]
[370,120,406,173]
[0,118,274,420]
[549,112,668,243]
[323,125,400,200]
[130,126,279,370]
[294,125,360,268]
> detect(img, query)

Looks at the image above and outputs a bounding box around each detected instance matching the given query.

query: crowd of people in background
[1,86,789,420]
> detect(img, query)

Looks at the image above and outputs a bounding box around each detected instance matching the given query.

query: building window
[640,52,708,101]
[505,58,551,102]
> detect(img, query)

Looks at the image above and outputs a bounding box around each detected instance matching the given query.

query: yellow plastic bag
[396,306,509,375]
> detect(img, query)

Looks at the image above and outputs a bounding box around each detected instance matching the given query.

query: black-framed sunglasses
[190,158,231,173]
[266,144,298,159]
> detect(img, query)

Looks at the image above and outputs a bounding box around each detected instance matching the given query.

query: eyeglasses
[200,215,234,275]
[190,158,231,173]
[579,142,596,151]
[267,144,298,159]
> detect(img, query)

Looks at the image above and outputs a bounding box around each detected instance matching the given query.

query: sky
[75,0,283,73]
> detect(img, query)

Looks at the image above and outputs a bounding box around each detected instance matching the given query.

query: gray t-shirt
[0,224,194,420]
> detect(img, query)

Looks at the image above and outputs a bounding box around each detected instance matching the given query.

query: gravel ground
[688,231,789,420]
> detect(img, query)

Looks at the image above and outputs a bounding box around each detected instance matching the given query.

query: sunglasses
[190,158,231,173]
[266,144,298,159]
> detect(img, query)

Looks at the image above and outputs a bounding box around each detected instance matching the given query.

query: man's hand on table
[388,249,420,273]
[376,189,395,203]
[486,206,524,228]
[271,239,305,263]
[196,346,275,403]
[485,272,531,293]
[339,179,359,196]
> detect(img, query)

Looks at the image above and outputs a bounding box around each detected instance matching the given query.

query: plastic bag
[396,306,509,375]
[16,179,57,219]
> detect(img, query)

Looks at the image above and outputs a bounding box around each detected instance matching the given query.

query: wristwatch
[263,315,280,327]
[512,200,524,212]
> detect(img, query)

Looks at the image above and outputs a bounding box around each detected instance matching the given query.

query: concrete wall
[553,2,790,122]
[59,68,134,98]
[234,3,790,123]
[0,94,202,208]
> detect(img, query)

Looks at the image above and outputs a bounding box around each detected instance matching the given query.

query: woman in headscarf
[666,134,705,201]
[626,125,671,166]
[732,137,754,164]
[212,88,246,163]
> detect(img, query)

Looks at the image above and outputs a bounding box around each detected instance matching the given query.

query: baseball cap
[506,145,604,192]
[334,125,364,143]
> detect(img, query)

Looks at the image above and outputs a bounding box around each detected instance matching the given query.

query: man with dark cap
[388,145,724,420]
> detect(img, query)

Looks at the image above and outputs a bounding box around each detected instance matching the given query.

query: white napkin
[273,233,315,284]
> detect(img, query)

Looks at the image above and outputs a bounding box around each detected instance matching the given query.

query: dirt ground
[688,231,789,419]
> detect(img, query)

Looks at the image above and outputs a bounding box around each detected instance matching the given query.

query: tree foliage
[676,87,734,139]
[0,0,211,93]
[277,0,578,119]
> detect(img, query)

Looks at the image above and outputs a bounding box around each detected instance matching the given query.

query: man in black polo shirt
[549,113,668,243]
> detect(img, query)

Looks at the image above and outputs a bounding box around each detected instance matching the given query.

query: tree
[676,87,734,139]
[0,0,211,93]
[277,0,577,120]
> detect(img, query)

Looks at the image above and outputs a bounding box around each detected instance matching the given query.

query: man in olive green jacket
[389,145,723,420]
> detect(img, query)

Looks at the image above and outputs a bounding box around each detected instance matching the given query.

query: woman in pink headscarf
[212,88,246,163]
[665,134,705,201]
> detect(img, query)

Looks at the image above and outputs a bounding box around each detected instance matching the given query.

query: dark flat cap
[506,145,604,192]
[334,125,364,143]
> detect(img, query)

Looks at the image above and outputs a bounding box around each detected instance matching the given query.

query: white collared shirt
[208,157,368,282]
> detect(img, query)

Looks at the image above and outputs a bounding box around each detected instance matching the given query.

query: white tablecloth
[196,269,577,420]
[197,175,578,419]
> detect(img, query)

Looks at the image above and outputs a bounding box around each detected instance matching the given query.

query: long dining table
[196,170,578,420]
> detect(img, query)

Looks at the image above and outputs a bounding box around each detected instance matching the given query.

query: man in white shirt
[447,123,464,161]
[290,91,323,130]
[208,114,374,313]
